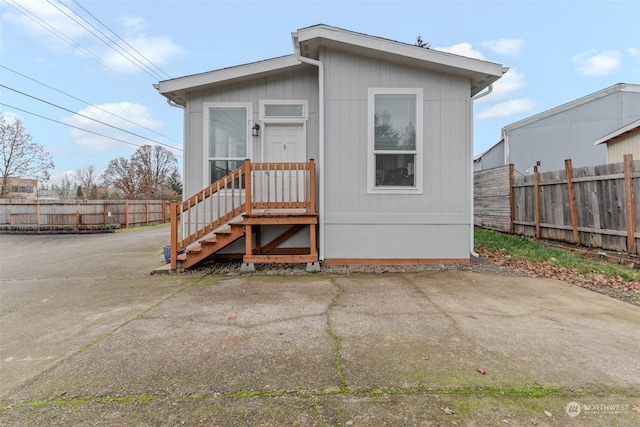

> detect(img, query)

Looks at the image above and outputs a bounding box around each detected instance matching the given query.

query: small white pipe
[292,33,325,261]
[472,84,493,100]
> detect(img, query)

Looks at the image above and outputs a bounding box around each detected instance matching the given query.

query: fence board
[0,200,171,233]
[475,157,640,255]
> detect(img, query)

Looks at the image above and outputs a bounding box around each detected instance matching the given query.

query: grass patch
[474,228,640,282]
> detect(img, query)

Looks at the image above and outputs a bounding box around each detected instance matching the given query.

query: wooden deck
[169,160,317,270]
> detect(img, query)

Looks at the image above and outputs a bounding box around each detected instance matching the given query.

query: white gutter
[292,33,325,261]
[471,84,493,101]
[468,84,493,258]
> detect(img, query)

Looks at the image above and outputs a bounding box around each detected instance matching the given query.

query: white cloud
[3,3,182,75]
[628,47,640,57]
[64,102,163,151]
[2,0,87,50]
[481,39,524,56]
[572,50,622,76]
[478,68,526,102]
[476,98,535,120]
[434,42,485,60]
[102,34,183,75]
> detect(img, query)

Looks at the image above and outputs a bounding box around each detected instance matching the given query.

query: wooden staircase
[169,160,317,270]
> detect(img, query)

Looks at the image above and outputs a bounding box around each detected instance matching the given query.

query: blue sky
[1,0,639,185]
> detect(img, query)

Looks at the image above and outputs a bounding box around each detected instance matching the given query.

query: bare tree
[51,173,75,199]
[102,157,138,198]
[133,145,179,199]
[102,145,179,199]
[0,111,55,197]
[74,165,100,199]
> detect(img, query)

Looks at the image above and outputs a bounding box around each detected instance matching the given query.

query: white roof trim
[158,55,302,95]
[157,25,507,103]
[594,119,640,145]
[295,24,504,76]
[504,83,640,132]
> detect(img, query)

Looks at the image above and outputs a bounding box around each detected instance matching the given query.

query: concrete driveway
[1,225,639,426]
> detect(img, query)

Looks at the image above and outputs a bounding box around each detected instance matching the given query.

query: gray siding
[474,140,504,171]
[507,90,640,174]
[182,66,319,197]
[321,48,473,260]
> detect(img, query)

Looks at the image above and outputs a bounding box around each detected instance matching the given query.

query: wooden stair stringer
[179,222,245,268]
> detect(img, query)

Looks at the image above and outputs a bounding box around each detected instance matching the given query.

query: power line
[70,0,171,80]
[46,0,165,81]
[1,65,180,144]
[1,102,148,151]
[1,85,182,152]
[3,0,160,100]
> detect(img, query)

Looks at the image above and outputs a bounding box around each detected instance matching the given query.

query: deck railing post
[309,159,316,214]
[244,159,252,215]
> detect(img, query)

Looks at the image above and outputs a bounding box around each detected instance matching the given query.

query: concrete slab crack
[326,278,347,392]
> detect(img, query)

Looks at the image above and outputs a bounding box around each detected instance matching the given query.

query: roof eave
[157,55,303,105]
[294,24,505,95]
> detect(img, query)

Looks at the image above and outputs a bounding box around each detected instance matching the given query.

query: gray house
[157,25,506,269]
[474,83,640,173]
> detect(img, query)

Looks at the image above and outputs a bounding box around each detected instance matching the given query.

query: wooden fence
[474,154,639,255]
[0,199,172,233]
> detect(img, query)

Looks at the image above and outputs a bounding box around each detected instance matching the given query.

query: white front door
[260,124,307,207]
[264,124,306,163]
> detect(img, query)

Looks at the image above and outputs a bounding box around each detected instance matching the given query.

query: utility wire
[1,102,147,150]
[70,0,172,80]
[1,85,182,152]
[1,65,180,144]
[47,0,165,81]
[3,0,161,100]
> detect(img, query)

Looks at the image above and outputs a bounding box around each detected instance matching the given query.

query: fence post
[564,159,580,244]
[35,199,41,232]
[145,200,150,225]
[124,200,129,228]
[509,164,515,234]
[534,169,541,238]
[623,154,637,254]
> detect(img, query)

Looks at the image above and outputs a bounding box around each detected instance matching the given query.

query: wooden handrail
[170,160,316,268]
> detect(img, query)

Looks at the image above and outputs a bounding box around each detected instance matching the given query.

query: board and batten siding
[508,91,640,174]
[321,47,473,260]
[182,66,319,197]
[605,129,640,163]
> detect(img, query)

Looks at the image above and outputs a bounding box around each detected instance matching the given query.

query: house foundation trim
[322,258,470,266]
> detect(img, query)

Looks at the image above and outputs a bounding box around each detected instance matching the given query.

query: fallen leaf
[632,405,640,414]
[476,368,486,375]
[442,407,454,415]
[528,417,538,425]
[544,410,552,417]
[227,315,236,321]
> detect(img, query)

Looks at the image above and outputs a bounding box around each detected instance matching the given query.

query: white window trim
[259,100,308,123]
[367,88,423,194]
[203,102,253,186]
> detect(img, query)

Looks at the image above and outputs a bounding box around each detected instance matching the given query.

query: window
[368,88,423,193]
[204,103,252,184]
[11,186,34,193]
[260,100,308,122]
